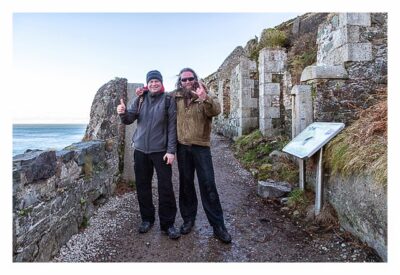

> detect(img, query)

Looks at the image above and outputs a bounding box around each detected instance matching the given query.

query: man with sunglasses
[172,67,232,244]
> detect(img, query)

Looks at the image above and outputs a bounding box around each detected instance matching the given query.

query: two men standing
[117,68,231,244]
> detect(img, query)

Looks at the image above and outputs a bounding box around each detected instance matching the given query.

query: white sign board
[282,122,345,159]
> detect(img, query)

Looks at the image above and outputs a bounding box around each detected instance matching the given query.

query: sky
[12,12,301,124]
[1,0,399,274]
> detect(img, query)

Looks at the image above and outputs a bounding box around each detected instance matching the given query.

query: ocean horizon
[13,124,87,156]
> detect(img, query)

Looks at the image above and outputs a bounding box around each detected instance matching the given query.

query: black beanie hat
[146,70,163,84]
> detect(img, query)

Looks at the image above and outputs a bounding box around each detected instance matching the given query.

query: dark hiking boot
[162,226,181,240]
[180,220,195,235]
[138,221,154,233]
[213,225,232,244]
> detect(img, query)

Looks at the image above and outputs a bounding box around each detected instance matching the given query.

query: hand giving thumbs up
[117,98,126,114]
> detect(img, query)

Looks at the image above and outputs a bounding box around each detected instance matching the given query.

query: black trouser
[177,143,225,228]
[134,150,177,230]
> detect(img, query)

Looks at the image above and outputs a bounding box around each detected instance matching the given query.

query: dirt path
[53,134,380,262]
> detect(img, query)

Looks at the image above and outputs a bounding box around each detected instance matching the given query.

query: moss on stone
[83,155,93,180]
[233,130,297,184]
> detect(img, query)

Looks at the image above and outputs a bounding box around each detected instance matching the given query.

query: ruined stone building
[204,12,387,260]
[205,13,387,141]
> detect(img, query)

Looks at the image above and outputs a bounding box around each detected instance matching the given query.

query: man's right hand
[117,98,126,114]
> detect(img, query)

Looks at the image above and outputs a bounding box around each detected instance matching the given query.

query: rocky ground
[52,134,381,262]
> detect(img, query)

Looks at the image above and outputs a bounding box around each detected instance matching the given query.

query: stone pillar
[316,13,372,66]
[123,83,143,182]
[230,57,258,137]
[258,48,287,137]
[217,79,231,119]
[291,85,313,138]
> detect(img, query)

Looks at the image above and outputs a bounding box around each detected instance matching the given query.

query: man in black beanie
[146,70,163,84]
[117,70,180,240]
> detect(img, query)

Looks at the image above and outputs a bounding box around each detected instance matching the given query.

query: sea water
[13,124,87,156]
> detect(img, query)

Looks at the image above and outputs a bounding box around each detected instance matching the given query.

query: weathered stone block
[259,70,273,84]
[257,180,292,198]
[259,49,287,73]
[239,117,258,136]
[260,106,280,119]
[300,65,349,81]
[342,43,373,62]
[333,25,360,49]
[13,150,57,185]
[261,83,280,96]
[69,141,105,166]
[291,84,311,95]
[260,118,274,137]
[58,161,81,188]
[265,61,286,74]
[56,150,75,163]
[339,13,371,27]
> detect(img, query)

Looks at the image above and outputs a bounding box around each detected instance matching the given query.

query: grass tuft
[325,99,387,186]
[233,130,298,183]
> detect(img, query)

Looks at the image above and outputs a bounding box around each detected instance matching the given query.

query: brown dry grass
[325,97,387,186]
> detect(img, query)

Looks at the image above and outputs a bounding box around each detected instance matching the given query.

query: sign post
[282,122,345,215]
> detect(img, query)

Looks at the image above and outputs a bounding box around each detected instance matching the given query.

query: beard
[182,86,196,100]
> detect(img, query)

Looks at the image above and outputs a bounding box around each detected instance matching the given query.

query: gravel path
[53,134,381,262]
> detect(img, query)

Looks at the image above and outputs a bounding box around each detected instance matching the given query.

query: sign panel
[282,122,345,159]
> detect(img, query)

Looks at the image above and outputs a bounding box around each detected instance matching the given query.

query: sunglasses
[181,77,195,83]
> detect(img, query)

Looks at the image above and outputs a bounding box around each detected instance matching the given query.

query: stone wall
[213,56,258,139]
[13,141,119,262]
[327,174,387,261]
[305,171,387,261]
[13,78,127,261]
[298,13,387,260]
[303,13,387,124]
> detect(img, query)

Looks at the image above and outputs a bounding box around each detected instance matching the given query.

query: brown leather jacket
[171,89,220,147]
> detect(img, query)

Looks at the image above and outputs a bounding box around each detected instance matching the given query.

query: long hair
[175,67,199,89]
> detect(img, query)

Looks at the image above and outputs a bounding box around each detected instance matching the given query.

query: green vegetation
[64,145,78,150]
[325,100,387,186]
[259,28,289,49]
[233,130,298,183]
[289,50,317,81]
[80,216,89,229]
[247,28,289,62]
[80,197,86,205]
[246,37,260,62]
[128,180,136,190]
[287,188,309,208]
[286,32,318,84]
[17,207,33,217]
